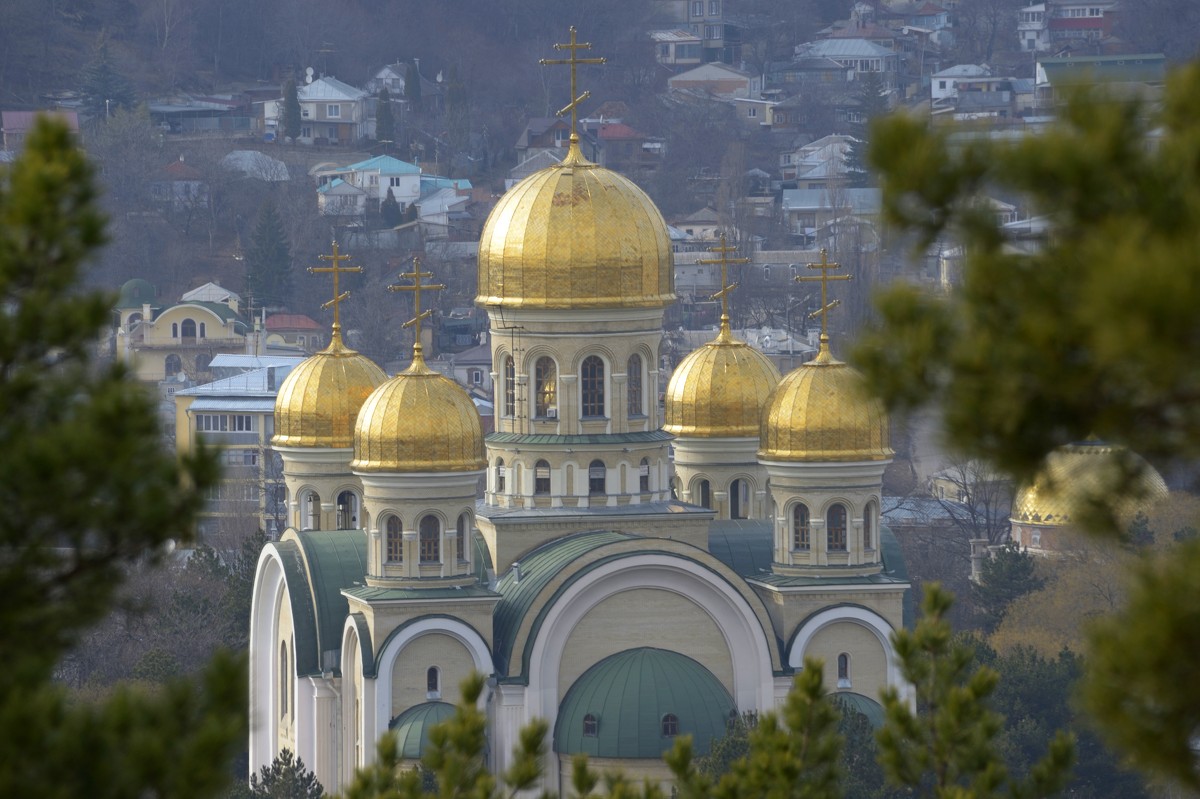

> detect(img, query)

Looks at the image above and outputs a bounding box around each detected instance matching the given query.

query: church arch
[786,604,902,693]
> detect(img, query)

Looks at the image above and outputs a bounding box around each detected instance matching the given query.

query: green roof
[832,692,885,729]
[555,648,735,759]
[388,701,456,759]
[486,430,673,446]
[343,583,499,602]
[292,530,368,675]
[493,530,638,675]
[708,520,774,577]
[116,278,156,309]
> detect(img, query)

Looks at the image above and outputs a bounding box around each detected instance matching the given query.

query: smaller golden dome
[1012,441,1167,526]
[664,319,781,438]
[352,347,486,473]
[273,331,387,449]
[759,337,891,462]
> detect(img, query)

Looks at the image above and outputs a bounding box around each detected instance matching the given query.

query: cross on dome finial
[698,233,749,340]
[540,26,606,150]
[309,240,362,338]
[387,255,445,365]
[795,248,852,354]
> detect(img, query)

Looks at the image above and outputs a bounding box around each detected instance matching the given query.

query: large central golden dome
[352,350,485,473]
[476,141,674,310]
[759,338,891,462]
[273,332,387,449]
[664,320,781,438]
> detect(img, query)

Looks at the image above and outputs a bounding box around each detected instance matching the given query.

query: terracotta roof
[266,314,321,331]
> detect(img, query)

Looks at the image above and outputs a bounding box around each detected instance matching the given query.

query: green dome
[832,692,885,729]
[388,701,455,759]
[117,278,156,309]
[555,648,734,759]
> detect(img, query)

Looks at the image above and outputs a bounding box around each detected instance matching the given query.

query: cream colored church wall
[557,755,674,796]
[389,632,476,718]
[806,621,887,695]
[356,601,496,665]
[557,587,734,701]
[276,593,297,754]
[759,588,905,645]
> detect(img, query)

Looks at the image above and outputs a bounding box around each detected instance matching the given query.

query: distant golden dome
[1012,441,1167,526]
[476,140,674,310]
[664,320,781,438]
[273,332,387,449]
[759,338,891,462]
[352,348,485,473]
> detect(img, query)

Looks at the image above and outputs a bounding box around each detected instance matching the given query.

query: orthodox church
[249,32,910,795]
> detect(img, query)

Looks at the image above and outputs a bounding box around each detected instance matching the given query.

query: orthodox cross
[309,241,361,332]
[795,248,852,338]
[698,233,749,322]
[387,256,444,355]
[540,26,606,138]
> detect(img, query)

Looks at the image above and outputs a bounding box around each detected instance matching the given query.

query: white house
[264,76,369,144]
[318,155,422,208]
[931,64,992,102]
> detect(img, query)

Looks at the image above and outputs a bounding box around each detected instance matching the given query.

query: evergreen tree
[375,88,395,147]
[445,65,470,175]
[245,201,292,309]
[380,187,401,228]
[405,63,422,112]
[282,79,302,142]
[974,542,1044,631]
[236,749,324,799]
[80,43,136,121]
[856,62,1200,788]
[0,117,241,797]
[845,71,886,188]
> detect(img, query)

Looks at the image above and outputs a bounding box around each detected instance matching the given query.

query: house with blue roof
[318,154,422,209]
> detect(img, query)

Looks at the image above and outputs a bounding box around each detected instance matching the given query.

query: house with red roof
[265,314,324,353]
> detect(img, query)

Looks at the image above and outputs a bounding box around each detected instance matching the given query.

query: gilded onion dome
[664,317,781,438]
[1011,440,1167,526]
[759,336,891,462]
[273,330,387,449]
[352,347,485,473]
[476,139,675,310]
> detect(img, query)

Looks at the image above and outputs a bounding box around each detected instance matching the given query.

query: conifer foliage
[246,201,293,309]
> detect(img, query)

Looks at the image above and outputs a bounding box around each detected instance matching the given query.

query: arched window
[195,354,211,372]
[661,713,679,737]
[502,355,515,417]
[534,357,557,418]
[588,460,606,495]
[627,354,643,417]
[336,490,358,529]
[639,458,651,493]
[863,501,875,550]
[837,653,851,688]
[384,515,402,563]
[583,714,598,737]
[793,503,811,550]
[581,355,605,418]
[426,666,440,696]
[827,503,848,551]
[180,318,197,338]
[303,491,321,531]
[279,641,288,719]
[419,515,440,563]
[730,478,749,519]
[495,459,506,493]
[165,354,182,377]
[171,322,179,338]
[456,513,469,563]
[697,479,711,510]
[534,460,551,495]
[199,322,206,338]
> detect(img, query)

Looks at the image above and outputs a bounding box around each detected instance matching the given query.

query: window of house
[837,653,851,688]
[705,24,721,40]
[627,354,643,417]
[691,0,703,16]
[827,503,848,551]
[427,666,440,697]
[534,460,551,495]
[327,104,341,118]
[300,126,312,139]
[199,322,206,338]
[535,357,557,417]
[793,503,811,550]
[709,0,720,13]
[457,512,469,562]
[640,459,650,493]
[583,714,598,737]
[385,515,402,563]
[232,415,254,432]
[747,106,758,118]
[419,515,440,563]
[495,459,506,493]
[368,174,378,186]
[165,354,182,376]
[581,356,605,417]
[196,414,229,432]
[588,460,606,495]
[662,713,679,737]
[470,369,482,385]
[503,355,515,416]
[181,318,197,338]
[390,176,402,187]
[938,80,947,89]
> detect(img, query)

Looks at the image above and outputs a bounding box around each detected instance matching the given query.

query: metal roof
[291,530,369,676]
[833,692,886,728]
[708,520,774,576]
[554,647,735,758]
[389,702,456,757]
[485,430,673,446]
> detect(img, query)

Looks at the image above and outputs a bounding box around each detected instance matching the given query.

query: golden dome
[476,140,674,310]
[759,337,892,462]
[352,348,485,473]
[273,331,387,449]
[664,319,781,438]
[1012,441,1167,526]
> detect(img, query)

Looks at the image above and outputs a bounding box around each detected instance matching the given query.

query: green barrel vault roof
[292,530,368,675]
[389,701,457,759]
[555,647,735,759]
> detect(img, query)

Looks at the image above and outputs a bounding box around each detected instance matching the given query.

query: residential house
[319,155,422,208]
[221,150,290,182]
[683,0,740,63]
[1035,53,1165,108]
[263,76,369,144]
[417,176,474,240]
[151,156,208,211]
[514,117,571,162]
[651,30,704,67]
[507,150,561,189]
[0,110,79,151]
[148,93,253,134]
[365,63,445,111]
[668,62,761,98]
[780,134,856,186]
[767,56,852,91]
[931,64,992,103]
[781,188,882,245]
[316,178,368,217]
[793,39,899,88]
[1043,0,1120,47]
[264,314,324,353]
[594,122,664,175]
[1017,3,1051,52]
